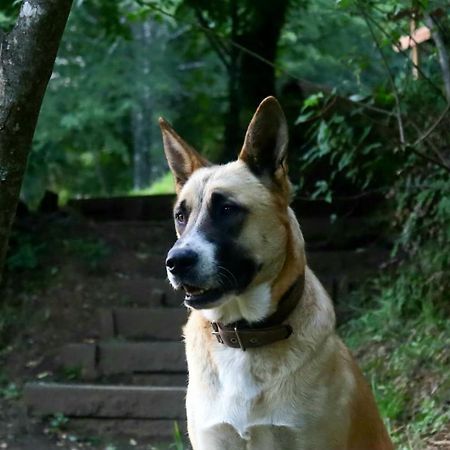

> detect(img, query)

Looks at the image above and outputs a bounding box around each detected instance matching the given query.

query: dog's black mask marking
[172,192,259,309]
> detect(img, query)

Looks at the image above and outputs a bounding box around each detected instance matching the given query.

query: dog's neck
[271,208,306,304]
[201,209,306,326]
[200,282,274,325]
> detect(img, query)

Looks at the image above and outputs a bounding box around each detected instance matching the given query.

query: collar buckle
[211,322,246,350]
[233,326,246,351]
[211,322,223,344]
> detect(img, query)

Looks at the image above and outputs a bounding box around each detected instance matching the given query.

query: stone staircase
[23,196,389,445]
[24,270,189,443]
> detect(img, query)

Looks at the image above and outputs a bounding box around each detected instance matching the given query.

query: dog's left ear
[239,96,288,179]
[159,118,210,193]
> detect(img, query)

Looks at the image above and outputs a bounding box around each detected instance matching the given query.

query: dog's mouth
[182,284,225,309]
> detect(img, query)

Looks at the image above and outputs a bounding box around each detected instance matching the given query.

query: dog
[159,97,393,450]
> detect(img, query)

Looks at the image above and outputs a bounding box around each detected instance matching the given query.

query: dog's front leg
[189,423,247,450]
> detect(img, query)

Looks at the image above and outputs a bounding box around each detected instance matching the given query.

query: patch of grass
[0,299,37,350]
[129,172,175,196]
[0,373,21,400]
[342,265,450,449]
[55,365,83,382]
[170,421,186,450]
[46,412,69,435]
[147,422,188,450]
[6,230,46,271]
[63,237,110,270]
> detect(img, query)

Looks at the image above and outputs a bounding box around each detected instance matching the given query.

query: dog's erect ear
[159,118,210,193]
[239,96,288,178]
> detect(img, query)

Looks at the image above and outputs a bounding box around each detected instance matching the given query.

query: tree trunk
[424,12,450,102]
[132,20,153,189]
[221,0,290,161]
[223,0,241,162]
[237,0,290,114]
[0,0,73,285]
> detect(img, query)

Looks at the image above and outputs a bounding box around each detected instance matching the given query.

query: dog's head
[160,97,303,316]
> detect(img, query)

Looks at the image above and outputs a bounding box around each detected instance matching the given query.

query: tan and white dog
[159,97,393,450]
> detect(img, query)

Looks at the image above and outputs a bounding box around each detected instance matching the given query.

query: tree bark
[222,0,290,161]
[236,0,290,115]
[223,0,241,162]
[132,19,153,189]
[0,0,73,285]
[424,12,450,102]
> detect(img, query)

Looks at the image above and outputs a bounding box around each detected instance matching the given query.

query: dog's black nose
[166,248,198,274]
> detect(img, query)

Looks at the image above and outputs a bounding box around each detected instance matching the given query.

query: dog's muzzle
[166,248,198,276]
[166,247,225,308]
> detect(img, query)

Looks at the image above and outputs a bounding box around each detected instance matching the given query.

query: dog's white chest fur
[191,346,300,440]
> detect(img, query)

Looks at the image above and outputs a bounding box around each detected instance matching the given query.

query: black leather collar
[210,272,305,351]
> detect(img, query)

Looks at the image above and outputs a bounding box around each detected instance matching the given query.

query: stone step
[131,373,187,387]
[106,246,387,280]
[94,217,382,254]
[68,195,176,222]
[59,341,187,378]
[69,193,385,222]
[306,248,388,278]
[24,382,186,419]
[99,307,187,340]
[102,248,386,306]
[99,276,183,307]
[98,373,187,387]
[91,220,176,252]
[299,217,380,247]
[67,418,187,444]
[108,252,168,278]
[93,217,379,250]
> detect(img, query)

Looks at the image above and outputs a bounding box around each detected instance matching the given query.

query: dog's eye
[175,212,186,224]
[221,204,238,215]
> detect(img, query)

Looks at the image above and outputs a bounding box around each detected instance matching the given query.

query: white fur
[201,282,273,324]
[188,344,305,441]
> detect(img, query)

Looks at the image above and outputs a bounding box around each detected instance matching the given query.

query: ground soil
[0,212,448,449]
[0,213,174,449]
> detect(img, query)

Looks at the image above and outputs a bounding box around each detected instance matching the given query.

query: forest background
[0,0,449,448]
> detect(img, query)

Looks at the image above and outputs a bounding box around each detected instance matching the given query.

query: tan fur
[160,97,393,450]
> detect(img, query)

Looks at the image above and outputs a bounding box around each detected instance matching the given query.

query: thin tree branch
[359,4,405,145]
[135,0,232,70]
[364,11,447,102]
[412,104,450,148]
[356,2,450,173]
[135,0,441,139]
[424,12,450,102]
[193,7,231,71]
[407,116,449,165]
[404,144,450,173]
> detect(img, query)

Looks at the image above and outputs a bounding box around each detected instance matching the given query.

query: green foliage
[6,233,45,271]
[279,0,378,91]
[57,365,83,382]
[0,0,19,32]
[47,412,70,435]
[170,421,186,450]
[129,171,175,195]
[343,262,450,448]
[2,1,449,445]
[63,237,110,270]
[0,303,24,349]
[298,107,385,199]
[21,1,225,205]
[0,375,21,400]
[293,88,402,200]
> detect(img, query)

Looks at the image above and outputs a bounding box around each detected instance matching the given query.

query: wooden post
[410,11,419,79]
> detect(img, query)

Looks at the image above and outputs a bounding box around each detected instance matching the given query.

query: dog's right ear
[238,96,288,181]
[159,118,210,193]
